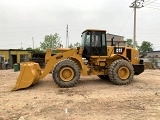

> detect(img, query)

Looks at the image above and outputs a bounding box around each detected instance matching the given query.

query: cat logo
[114,47,125,54]
[116,48,123,53]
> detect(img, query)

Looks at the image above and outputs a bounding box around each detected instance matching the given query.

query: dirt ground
[0,69,160,120]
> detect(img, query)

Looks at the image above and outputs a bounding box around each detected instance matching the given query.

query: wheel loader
[12,29,144,91]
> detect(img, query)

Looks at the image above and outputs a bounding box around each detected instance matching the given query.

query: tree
[126,39,138,47]
[68,42,80,48]
[34,48,44,53]
[74,42,81,48]
[126,39,133,47]
[26,47,44,53]
[68,43,74,48]
[138,41,153,52]
[40,33,60,51]
[26,47,33,50]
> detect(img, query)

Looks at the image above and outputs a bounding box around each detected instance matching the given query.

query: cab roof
[82,29,106,34]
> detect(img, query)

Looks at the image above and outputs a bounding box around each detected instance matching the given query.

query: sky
[0,0,160,50]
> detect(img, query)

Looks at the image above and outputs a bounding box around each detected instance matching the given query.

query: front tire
[52,59,80,87]
[108,59,134,85]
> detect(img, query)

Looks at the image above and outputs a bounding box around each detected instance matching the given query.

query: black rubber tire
[108,59,134,85]
[52,59,80,87]
[97,75,109,80]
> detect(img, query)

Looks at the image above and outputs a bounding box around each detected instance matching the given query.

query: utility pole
[133,0,137,48]
[21,43,23,49]
[66,25,69,48]
[130,0,144,48]
[32,37,34,49]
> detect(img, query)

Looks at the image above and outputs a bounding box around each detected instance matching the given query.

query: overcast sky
[0,0,160,50]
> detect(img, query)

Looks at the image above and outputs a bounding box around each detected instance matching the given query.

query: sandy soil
[0,69,160,120]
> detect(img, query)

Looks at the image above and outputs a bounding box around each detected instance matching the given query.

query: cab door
[91,32,107,56]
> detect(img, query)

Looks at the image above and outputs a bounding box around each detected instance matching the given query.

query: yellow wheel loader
[12,29,144,91]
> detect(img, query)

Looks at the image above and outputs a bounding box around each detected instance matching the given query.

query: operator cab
[81,29,107,59]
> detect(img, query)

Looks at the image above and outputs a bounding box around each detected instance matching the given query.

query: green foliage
[68,43,74,48]
[26,47,33,50]
[74,42,81,48]
[68,42,80,48]
[40,33,60,51]
[26,47,44,53]
[34,48,44,53]
[126,39,138,48]
[151,58,157,63]
[52,49,58,54]
[138,41,153,52]
[126,39,133,47]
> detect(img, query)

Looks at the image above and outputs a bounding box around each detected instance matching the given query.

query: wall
[10,51,32,63]
[0,49,32,68]
[106,33,126,46]
[142,58,160,68]
[0,50,9,61]
[146,51,160,58]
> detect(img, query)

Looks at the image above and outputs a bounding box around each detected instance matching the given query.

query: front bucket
[12,62,42,91]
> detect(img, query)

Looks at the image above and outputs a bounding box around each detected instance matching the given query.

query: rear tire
[108,59,134,85]
[52,59,80,87]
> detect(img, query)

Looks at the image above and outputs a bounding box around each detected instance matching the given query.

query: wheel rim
[118,66,130,80]
[60,67,74,81]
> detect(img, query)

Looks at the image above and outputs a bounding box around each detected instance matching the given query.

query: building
[0,49,33,68]
[32,53,45,68]
[106,33,126,46]
[140,51,160,68]
[145,51,160,58]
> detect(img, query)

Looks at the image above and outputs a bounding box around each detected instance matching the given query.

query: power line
[119,10,134,34]
[153,3,160,6]
[143,0,160,10]
[144,0,158,5]
[144,0,151,3]
[147,2,160,5]
[144,4,160,8]
[144,6,160,10]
